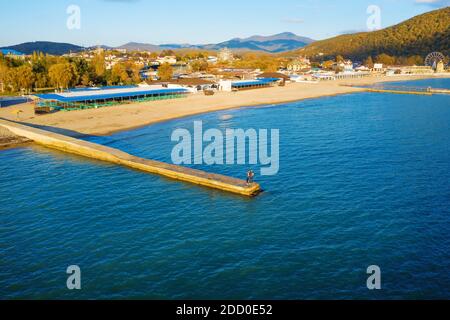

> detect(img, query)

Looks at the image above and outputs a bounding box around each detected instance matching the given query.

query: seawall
[0,119,261,197]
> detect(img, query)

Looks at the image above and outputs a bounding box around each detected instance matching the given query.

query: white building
[287,56,311,72]
[218,48,234,62]
[373,63,384,72]
[157,56,177,65]
[207,56,218,64]
[355,65,371,72]
[343,60,354,73]
[218,80,233,92]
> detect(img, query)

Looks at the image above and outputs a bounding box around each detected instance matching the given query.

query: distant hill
[117,42,162,52]
[118,33,315,53]
[0,41,85,55]
[201,32,315,53]
[1,32,315,56]
[295,7,450,60]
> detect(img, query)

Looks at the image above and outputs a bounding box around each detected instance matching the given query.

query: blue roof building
[231,78,279,90]
[34,85,189,112]
[0,49,26,57]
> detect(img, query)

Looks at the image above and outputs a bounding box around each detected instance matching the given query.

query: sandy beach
[0,74,448,148]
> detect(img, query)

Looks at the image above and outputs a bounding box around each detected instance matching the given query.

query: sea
[1,78,449,299]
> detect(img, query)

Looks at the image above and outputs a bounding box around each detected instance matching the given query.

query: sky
[0,0,448,47]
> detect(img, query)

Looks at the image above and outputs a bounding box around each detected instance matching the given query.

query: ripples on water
[0,79,449,299]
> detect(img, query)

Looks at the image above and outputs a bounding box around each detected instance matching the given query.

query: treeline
[0,51,141,94]
[363,54,423,67]
[318,53,424,69]
[297,7,450,61]
[231,52,286,72]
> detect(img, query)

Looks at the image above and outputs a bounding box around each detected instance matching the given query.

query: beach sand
[0,74,448,148]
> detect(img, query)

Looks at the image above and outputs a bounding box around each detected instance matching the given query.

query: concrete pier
[366,89,433,96]
[430,88,450,95]
[0,119,261,197]
[365,87,450,96]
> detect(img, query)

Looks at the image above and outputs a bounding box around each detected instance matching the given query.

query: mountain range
[200,32,315,52]
[0,32,315,55]
[114,32,315,53]
[295,7,450,60]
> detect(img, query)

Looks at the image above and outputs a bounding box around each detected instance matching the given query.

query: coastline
[0,74,448,149]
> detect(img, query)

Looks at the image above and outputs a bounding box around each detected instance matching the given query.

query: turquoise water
[1,78,449,299]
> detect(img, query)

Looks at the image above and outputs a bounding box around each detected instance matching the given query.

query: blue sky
[0,0,448,47]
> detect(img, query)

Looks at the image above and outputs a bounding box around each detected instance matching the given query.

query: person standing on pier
[247,170,255,185]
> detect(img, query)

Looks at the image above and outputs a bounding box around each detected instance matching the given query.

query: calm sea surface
[1,78,449,299]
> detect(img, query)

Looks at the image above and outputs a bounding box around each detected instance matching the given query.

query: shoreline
[0,74,448,150]
[85,88,362,136]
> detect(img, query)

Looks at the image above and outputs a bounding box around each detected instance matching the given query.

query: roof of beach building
[35,85,189,103]
[257,72,290,80]
[149,78,215,86]
[231,78,279,87]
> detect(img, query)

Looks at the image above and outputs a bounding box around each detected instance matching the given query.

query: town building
[343,60,354,73]
[332,59,354,73]
[207,56,218,64]
[257,72,290,85]
[34,85,189,112]
[215,68,260,80]
[0,49,26,60]
[373,63,385,72]
[287,56,311,72]
[218,48,234,62]
[355,65,371,72]
[157,56,177,65]
[386,65,433,75]
[436,61,445,73]
[219,78,279,92]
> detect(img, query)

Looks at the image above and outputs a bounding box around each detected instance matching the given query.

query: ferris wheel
[425,52,445,70]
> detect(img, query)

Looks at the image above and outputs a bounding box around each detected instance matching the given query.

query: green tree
[395,56,408,66]
[5,68,18,92]
[90,52,106,83]
[48,63,77,90]
[158,63,173,81]
[128,62,142,84]
[190,60,209,72]
[16,65,35,93]
[161,49,175,57]
[364,56,374,68]
[110,63,130,85]
[375,53,396,66]
[30,52,54,88]
[81,73,91,86]
[0,62,9,92]
[406,55,423,66]
[264,60,279,72]
[336,55,344,63]
[35,73,49,89]
[5,65,35,93]
[321,60,335,70]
